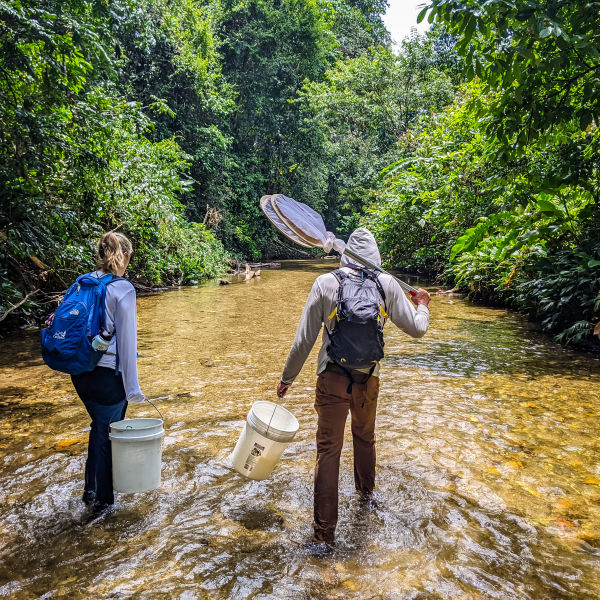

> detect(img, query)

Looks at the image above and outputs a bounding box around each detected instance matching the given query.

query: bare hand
[411,288,431,307]
[277,381,290,398]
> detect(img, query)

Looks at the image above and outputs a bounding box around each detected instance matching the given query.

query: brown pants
[313,366,380,543]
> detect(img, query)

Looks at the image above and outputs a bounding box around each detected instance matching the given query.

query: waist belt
[324,362,374,385]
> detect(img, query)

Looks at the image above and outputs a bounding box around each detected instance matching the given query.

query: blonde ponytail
[97,232,133,275]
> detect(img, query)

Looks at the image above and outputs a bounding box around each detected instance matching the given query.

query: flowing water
[1,260,600,600]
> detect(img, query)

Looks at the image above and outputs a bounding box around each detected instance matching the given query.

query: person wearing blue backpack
[42,231,144,513]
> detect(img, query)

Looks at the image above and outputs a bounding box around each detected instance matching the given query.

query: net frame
[260,194,417,294]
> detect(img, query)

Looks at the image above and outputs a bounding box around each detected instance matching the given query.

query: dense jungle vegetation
[1,0,598,348]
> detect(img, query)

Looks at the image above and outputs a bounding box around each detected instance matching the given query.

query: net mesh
[259,194,416,294]
[260,194,346,253]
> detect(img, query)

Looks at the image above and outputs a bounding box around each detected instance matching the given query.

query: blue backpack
[41,273,122,375]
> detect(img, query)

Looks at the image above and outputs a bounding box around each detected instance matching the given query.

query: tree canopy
[1,0,598,347]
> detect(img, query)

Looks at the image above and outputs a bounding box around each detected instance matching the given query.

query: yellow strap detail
[379,305,389,319]
[328,307,338,321]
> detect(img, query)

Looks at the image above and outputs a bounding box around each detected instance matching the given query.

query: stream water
[1,260,599,599]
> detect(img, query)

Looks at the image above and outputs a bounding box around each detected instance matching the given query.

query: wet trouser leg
[313,369,379,543]
[350,378,379,495]
[82,399,127,505]
[72,367,128,506]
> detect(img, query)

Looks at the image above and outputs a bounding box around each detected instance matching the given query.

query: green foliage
[114,0,236,226]
[7,0,595,349]
[298,37,455,237]
[366,83,497,272]
[420,0,600,162]
[515,244,600,344]
[0,0,230,329]
[324,0,390,58]
[404,0,600,345]
[210,0,337,254]
[448,184,598,343]
[368,78,599,345]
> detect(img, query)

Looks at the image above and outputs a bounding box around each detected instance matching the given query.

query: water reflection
[0,260,599,599]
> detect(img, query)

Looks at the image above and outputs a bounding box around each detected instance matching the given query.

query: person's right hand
[411,288,431,307]
[277,381,290,398]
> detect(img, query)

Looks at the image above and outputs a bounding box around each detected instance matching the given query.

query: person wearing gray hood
[277,228,431,552]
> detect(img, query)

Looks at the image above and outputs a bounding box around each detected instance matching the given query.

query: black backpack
[326,264,387,375]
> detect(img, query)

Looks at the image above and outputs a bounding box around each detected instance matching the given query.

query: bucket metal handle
[265,404,278,438]
[146,398,164,421]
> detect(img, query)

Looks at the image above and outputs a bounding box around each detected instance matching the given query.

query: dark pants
[313,365,380,543]
[71,367,127,506]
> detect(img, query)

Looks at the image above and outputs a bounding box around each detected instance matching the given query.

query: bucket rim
[110,418,164,433]
[248,400,299,441]
[109,430,164,442]
[251,400,298,423]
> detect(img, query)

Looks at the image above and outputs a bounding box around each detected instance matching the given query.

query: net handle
[342,247,418,295]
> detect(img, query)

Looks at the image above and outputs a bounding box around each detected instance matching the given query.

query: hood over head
[340,227,381,268]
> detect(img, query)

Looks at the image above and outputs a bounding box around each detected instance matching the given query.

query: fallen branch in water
[0,289,40,323]
[229,260,280,274]
[131,282,171,292]
[248,262,280,269]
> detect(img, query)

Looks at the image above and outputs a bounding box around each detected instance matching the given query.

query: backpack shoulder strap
[330,269,345,283]
[98,273,125,284]
[326,270,346,326]
[104,274,127,283]
[97,273,128,375]
[373,273,387,306]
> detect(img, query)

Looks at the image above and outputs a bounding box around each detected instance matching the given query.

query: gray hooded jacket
[281,228,429,384]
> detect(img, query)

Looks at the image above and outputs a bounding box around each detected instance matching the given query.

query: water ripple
[0,261,599,599]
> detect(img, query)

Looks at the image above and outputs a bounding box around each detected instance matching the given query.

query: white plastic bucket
[109,418,164,493]
[231,401,299,480]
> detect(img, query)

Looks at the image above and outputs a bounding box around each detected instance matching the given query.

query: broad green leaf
[535,196,562,214]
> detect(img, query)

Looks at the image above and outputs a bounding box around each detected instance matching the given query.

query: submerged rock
[226,506,285,531]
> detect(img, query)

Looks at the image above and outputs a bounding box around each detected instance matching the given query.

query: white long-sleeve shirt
[281,270,429,384]
[88,271,144,402]
[281,227,430,384]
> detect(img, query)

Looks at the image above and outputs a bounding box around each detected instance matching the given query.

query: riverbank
[0,232,231,336]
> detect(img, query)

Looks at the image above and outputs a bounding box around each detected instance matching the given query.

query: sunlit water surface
[1,261,599,599]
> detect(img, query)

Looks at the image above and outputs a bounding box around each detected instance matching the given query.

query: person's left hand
[411,288,431,307]
[277,381,290,398]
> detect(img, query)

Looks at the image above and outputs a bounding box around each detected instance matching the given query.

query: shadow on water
[0,331,44,369]
[0,260,599,599]
[0,400,55,421]
[224,505,286,532]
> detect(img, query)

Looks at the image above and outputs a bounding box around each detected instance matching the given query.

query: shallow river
[1,260,600,599]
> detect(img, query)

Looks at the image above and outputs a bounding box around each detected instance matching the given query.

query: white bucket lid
[247,401,299,443]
